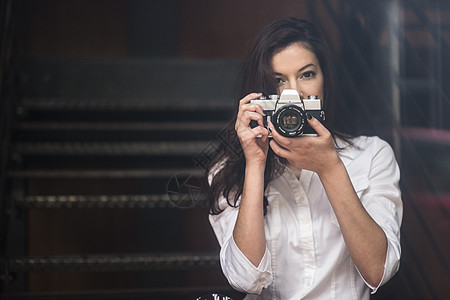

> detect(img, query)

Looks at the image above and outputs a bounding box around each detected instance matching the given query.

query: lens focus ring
[273,104,305,137]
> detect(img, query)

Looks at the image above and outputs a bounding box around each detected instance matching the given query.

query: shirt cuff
[359,229,401,294]
[220,235,273,294]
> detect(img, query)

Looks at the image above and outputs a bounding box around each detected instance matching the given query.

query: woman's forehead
[271,43,319,71]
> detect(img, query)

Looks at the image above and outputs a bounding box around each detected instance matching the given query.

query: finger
[253,126,269,141]
[306,113,329,137]
[237,95,265,125]
[259,126,270,142]
[244,111,264,127]
[242,102,265,116]
[239,93,263,106]
[236,111,264,131]
[269,139,291,159]
[239,125,268,144]
[267,121,293,148]
[238,106,265,123]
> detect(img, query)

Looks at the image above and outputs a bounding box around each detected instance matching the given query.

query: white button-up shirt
[209,136,402,300]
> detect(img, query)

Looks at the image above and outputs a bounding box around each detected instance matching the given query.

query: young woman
[207,18,402,299]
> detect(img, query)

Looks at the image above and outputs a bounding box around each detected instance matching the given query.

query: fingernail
[307,113,312,120]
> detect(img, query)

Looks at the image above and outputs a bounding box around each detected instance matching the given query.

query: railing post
[387,0,402,160]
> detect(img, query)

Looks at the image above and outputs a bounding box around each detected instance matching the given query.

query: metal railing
[309,1,449,298]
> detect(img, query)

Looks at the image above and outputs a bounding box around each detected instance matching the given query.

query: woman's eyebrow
[297,63,316,73]
[273,63,316,76]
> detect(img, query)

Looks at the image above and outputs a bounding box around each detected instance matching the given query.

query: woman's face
[271,42,324,100]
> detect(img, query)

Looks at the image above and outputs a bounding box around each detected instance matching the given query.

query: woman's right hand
[235,93,270,166]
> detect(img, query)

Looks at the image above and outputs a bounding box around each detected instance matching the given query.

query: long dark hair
[206,18,353,215]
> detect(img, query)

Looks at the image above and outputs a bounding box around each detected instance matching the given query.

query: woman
[207,18,402,299]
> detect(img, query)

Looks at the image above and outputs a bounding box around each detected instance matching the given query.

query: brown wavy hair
[206,18,353,215]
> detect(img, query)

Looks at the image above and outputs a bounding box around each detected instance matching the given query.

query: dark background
[1,0,449,299]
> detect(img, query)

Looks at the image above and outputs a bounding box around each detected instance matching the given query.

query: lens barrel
[273,104,306,137]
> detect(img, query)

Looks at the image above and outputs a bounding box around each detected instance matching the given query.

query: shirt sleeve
[358,137,403,294]
[209,201,273,294]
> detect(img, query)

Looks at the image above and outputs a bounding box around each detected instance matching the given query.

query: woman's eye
[276,78,285,85]
[302,71,315,79]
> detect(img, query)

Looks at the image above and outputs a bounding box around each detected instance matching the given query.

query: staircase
[1,57,244,299]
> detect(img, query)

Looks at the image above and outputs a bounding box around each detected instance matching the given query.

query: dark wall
[10,1,449,299]
[23,0,343,59]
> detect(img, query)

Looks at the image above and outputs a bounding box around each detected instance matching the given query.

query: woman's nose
[287,81,296,90]
[285,81,303,98]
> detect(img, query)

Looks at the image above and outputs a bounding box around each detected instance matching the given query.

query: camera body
[250,89,325,137]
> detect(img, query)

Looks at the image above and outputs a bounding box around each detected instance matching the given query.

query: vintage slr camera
[250,89,325,137]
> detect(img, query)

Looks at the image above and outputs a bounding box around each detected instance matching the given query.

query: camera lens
[281,111,300,129]
[273,104,305,137]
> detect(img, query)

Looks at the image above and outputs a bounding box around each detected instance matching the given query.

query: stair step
[8,168,203,179]
[15,194,202,209]
[18,97,235,112]
[13,121,228,131]
[6,253,219,272]
[2,287,240,299]
[21,58,241,98]
[3,287,240,299]
[13,141,217,156]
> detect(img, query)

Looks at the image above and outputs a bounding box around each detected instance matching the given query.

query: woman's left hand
[268,115,341,175]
